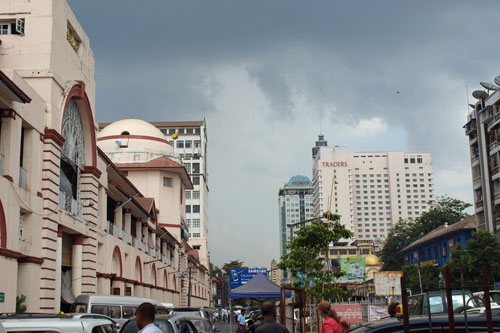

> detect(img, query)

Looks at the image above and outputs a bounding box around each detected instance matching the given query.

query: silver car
[120,314,200,333]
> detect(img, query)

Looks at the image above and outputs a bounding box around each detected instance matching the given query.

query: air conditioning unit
[15,18,24,35]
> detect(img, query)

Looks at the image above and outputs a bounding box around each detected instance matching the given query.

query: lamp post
[188,262,193,306]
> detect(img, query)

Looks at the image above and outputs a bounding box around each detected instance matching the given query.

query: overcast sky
[68,1,500,268]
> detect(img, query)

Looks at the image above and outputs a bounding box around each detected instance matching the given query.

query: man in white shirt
[136,302,162,333]
[237,309,246,332]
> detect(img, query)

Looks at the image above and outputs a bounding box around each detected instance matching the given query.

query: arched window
[59,98,85,217]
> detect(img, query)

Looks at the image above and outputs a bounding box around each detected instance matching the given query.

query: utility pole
[188,264,192,306]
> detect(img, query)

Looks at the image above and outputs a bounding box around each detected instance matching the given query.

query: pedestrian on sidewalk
[317,301,342,333]
[255,302,289,333]
[136,302,162,333]
[237,309,246,332]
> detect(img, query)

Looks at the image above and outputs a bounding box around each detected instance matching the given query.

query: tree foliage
[222,260,245,275]
[402,264,440,294]
[278,212,354,301]
[447,230,500,290]
[382,196,471,271]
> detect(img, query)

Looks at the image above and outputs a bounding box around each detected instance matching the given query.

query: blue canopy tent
[229,273,291,332]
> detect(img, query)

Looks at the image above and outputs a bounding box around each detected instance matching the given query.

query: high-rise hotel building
[312,137,435,242]
[278,176,315,256]
[152,121,210,268]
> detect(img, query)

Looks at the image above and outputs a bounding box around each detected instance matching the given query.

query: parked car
[0,317,116,333]
[170,308,210,321]
[349,313,500,332]
[407,290,480,315]
[119,314,199,333]
[72,295,169,327]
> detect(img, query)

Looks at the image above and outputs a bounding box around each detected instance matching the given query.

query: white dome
[98,119,166,140]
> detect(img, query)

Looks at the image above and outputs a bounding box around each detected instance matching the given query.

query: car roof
[354,314,500,331]
[0,317,113,329]
[75,295,163,306]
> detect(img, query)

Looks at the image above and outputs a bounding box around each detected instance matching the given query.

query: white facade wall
[313,146,434,242]
[152,122,210,269]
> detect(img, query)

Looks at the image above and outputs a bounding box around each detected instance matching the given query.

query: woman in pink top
[318,301,343,333]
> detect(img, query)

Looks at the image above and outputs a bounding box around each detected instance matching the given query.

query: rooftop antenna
[466,84,471,110]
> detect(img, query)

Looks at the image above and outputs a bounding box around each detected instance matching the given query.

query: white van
[71,295,169,327]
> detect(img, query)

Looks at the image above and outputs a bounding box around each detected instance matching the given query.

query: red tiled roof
[116,156,183,169]
[402,215,476,252]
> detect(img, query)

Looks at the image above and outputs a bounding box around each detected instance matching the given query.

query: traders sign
[322,162,348,167]
[229,268,267,289]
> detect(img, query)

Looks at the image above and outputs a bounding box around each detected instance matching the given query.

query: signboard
[322,162,348,168]
[368,305,388,322]
[229,268,267,289]
[448,239,454,249]
[331,304,362,324]
[337,256,366,282]
[421,259,436,267]
[374,271,403,296]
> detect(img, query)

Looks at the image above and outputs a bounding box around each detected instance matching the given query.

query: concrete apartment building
[312,137,435,242]
[0,0,209,312]
[464,82,500,235]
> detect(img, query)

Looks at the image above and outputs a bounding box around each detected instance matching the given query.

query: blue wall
[402,229,475,267]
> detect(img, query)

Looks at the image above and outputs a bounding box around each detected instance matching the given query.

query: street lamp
[187,262,194,306]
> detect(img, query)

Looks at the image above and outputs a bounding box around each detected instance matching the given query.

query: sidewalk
[214,321,233,333]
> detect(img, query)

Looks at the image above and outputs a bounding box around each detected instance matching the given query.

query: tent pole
[229,297,232,333]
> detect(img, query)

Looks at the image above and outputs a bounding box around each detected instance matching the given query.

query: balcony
[112,224,119,237]
[0,154,4,176]
[19,166,27,189]
[122,230,128,243]
[59,192,83,218]
[473,177,482,189]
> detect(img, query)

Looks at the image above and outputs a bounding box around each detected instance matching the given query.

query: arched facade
[111,246,123,277]
[60,82,97,168]
[0,200,6,248]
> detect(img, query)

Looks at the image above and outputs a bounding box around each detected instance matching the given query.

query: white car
[0,317,116,333]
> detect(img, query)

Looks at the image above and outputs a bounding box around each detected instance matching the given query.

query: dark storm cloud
[68,0,500,266]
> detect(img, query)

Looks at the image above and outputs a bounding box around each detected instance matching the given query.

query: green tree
[381,220,420,271]
[16,295,27,313]
[279,212,353,301]
[447,230,500,291]
[222,260,245,275]
[402,264,440,294]
[382,196,471,271]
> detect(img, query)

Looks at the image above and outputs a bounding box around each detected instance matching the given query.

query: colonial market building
[401,215,476,267]
[0,0,209,312]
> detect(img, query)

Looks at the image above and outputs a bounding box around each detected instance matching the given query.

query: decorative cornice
[82,166,102,179]
[44,128,65,147]
[0,109,16,119]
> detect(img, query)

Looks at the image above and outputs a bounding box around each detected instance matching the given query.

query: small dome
[365,254,380,266]
[98,119,166,140]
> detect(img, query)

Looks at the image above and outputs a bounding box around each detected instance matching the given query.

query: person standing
[317,301,342,333]
[237,309,246,332]
[136,303,162,333]
[255,302,289,333]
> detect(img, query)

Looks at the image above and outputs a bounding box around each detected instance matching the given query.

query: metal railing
[122,230,128,243]
[59,192,83,218]
[19,166,27,189]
